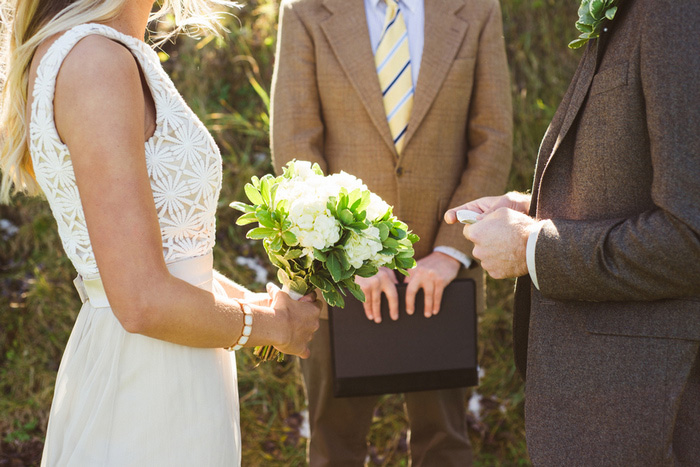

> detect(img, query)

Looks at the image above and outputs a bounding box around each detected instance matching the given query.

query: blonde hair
[0,0,237,203]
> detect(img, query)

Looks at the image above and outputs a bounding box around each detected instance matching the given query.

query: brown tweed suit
[270,0,512,465]
[513,0,700,464]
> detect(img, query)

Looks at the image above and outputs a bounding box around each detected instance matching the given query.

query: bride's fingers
[299,291,317,302]
[266,282,281,299]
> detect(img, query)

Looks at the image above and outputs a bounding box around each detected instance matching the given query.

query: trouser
[300,319,473,467]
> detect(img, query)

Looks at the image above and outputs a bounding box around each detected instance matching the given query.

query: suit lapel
[320,0,396,153]
[548,41,600,159]
[401,0,469,159]
[532,39,601,216]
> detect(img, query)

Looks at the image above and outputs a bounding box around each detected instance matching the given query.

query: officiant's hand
[355,267,399,323]
[444,191,532,224]
[405,252,461,318]
[463,207,541,279]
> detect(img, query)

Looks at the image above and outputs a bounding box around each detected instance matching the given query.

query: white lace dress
[30,24,241,466]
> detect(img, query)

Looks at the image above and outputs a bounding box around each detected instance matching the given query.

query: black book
[329,278,478,397]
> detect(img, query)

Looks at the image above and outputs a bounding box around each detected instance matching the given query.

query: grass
[0,0,581,465]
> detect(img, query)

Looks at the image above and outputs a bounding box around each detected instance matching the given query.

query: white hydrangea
[365,192,391,222]
[344,226,383,269]
[277,162,393,262]
[280,177,341,253]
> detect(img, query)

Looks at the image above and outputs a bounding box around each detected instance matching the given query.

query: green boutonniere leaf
[569,0,618,49]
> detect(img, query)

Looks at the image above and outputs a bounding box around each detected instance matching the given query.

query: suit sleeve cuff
[434,246,472,269]
[526,223,543,290]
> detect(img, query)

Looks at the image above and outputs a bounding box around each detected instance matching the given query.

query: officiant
[270,0,512,464]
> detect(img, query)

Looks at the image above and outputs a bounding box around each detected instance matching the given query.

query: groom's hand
[355,267,399,323]
[464,207,542,279]
[444,192,532,224]
[405,252,460,318]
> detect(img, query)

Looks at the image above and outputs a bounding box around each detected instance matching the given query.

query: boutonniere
[569,0,618,49]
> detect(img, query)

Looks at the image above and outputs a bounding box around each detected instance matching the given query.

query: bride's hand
[267,284,321,359]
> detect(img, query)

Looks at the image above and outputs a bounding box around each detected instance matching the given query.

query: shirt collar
[372,0,417,13]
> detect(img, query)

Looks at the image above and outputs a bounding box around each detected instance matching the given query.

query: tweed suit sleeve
[270,1,327,176]
[433,0,513,255]
[535,1,700,301]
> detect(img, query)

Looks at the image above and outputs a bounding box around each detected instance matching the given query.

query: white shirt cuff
[526,223,543,290]
[434,246,472,269]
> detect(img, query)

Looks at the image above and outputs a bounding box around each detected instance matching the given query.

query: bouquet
[230,160,419,361]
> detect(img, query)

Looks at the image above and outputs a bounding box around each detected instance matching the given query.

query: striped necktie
[374,0,414,155]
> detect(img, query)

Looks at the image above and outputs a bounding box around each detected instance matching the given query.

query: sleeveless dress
[29,24,241,466]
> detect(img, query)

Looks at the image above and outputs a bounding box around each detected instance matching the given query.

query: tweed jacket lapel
[401,0,469,161]
[320,0,396,153]
[531,36,608,216]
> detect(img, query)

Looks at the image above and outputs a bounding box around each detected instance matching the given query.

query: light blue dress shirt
[364,0,471,269]
[364,0,424,87]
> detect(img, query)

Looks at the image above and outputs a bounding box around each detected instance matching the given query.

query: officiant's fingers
[431,284,445,317]
[362,289,375,321]
[384,282,400,321]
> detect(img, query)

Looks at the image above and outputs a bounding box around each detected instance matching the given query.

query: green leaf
[282,230,298,246]
[255,210,275,228]
[260,176,272,205]
[377,223,390,242]
[313,248,327,261]
[284,248,304,260]
[338,191,348,211]
[310,274,334,292]
[235,212,258,226]
[334,250,350,270]
[605,6,617,20]
[357,191,371,213]
[339,209,354,225]
[356,264,378,277]
[589,0,605,20]
[322,288,344,308]
[568,38,588,49]
[343,279,366,302]
[408,233,420,244]
[229,201,254,213]
[383,238,400,249]
[247,227,276,239]
[327,253,342,282]
[268,235,283,252]
[244,183,264,206]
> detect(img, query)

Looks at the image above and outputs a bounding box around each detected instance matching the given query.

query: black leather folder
[329,278,478,397]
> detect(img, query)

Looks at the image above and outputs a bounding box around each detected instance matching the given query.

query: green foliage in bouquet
[569,0,617,49]
[230,161,419,310]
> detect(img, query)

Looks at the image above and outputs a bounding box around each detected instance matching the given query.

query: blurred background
[0,0,579,464]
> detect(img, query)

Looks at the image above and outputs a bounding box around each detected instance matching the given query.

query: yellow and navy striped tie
[375,0,414,155]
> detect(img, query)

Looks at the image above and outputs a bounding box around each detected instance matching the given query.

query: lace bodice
[29,24,222,280]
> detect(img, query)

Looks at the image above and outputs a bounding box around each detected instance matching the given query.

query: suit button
[396,167,404,176]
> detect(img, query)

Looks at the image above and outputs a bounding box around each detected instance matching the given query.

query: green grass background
[0,0,580,464]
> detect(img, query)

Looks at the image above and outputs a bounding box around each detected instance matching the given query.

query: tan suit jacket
[513,0,700,463]
[268,1,512,464]
[270,0,512,274]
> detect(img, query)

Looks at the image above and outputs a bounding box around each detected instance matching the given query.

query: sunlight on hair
[0,0,239,203]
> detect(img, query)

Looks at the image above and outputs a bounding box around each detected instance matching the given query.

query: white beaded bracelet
[226,302,253,351]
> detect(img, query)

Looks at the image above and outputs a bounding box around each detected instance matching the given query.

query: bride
[0,0,321,465]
